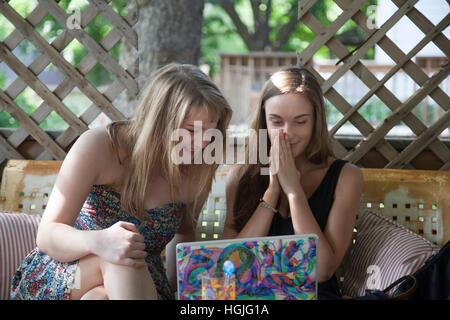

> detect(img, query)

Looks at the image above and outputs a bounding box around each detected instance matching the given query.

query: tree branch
[250,0,262,29]
[265,0,272,24]
[218,0,252,48]
[273,1,299,50]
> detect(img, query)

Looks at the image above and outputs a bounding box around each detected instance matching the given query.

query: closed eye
[296,121,307,125]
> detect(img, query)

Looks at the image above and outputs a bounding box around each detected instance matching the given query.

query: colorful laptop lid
[176,234,318,300]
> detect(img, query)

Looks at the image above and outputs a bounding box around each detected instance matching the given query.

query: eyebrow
[268,113,311,119]
[185,122,218,129]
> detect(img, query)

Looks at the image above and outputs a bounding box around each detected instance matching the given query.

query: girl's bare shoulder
[72,127,114,161]
[338,160,363,191]
[66,126,124,186]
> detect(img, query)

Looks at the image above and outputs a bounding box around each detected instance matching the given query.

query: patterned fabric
[341,210,440,297]
[10,185,185,300]
[0,212,41,300]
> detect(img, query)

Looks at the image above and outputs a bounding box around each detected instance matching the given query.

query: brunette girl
[222,67,363,299]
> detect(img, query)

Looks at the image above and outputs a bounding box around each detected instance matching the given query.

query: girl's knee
[80,286,108,300]
[70,254,104,300]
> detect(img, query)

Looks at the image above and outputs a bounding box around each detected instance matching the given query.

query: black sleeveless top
[268,159,348,300]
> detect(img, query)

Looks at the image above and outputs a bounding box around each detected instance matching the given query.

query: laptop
[176,234,318,300]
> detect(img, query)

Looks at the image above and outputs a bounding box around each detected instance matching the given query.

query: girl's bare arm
[36,128,146,267]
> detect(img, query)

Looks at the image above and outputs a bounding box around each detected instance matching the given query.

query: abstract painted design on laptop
[176,235,317,300]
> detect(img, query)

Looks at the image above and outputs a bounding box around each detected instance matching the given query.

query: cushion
[0,212,41,300]
[341,210,440,297]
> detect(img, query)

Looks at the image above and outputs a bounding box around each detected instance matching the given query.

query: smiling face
[264,93,315,159]
[178,105,219,158]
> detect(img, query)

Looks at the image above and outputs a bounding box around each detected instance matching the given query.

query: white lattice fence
[0,0,138,164]
[297,0,450,170]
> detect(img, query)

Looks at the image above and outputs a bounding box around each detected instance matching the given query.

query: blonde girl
[11,63,232,300]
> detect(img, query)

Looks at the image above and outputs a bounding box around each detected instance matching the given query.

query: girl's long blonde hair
[106,63,232,222]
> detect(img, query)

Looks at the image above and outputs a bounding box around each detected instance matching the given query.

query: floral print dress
[10,185,185,300]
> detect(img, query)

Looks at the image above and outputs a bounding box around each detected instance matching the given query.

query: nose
[192,134,211,151]
[282,124,293,140]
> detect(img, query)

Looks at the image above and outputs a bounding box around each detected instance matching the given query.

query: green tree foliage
[0,0,379,128]
[202,0,377,75]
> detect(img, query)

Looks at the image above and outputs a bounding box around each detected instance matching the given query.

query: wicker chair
[0,160,448,299]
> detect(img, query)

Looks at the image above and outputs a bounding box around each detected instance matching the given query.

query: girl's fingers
[130,250,147,260]
[269,150,279,175]
[280,132,296,168]
[279,132,288,162]
[132,241,146,251]
[119,221,137,232]
[131,232,145,244]
[270,132,279,159]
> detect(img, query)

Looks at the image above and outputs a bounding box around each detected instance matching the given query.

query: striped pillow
[0,212,41,300]
[341,210,439,297]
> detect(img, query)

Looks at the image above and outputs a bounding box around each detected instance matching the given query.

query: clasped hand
[269,130,302,196]
[92,221,147,268]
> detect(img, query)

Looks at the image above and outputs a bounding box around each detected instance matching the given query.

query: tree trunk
[115,0,205,117]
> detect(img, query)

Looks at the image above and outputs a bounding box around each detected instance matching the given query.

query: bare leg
[70,254,103,300]
[101,261,157,300]
[70,254,157,300]
[80,285,108,300]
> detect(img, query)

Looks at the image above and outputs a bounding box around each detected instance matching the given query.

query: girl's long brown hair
[106,63,232,222]
[233,67,333,232]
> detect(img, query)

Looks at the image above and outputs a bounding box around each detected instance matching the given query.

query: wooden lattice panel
[357,168,450,246]
[0,159,62,214]
[297,0,450,170]
[0,0,138,164]
[0,0,449,171]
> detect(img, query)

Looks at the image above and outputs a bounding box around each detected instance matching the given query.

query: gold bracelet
[259,198,278,214]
